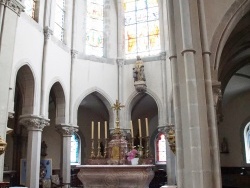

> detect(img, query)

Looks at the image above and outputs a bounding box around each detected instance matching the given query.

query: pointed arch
[73,87,114,126]
[124,89,163,129]
[47,81,66,124]
[15,64,35,115]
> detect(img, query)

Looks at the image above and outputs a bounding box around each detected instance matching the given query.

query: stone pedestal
[77,165,154,188]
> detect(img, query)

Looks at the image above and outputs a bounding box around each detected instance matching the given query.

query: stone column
[40,27,53,117]
[56,124,78,187]
[19,115,49,188]
[165,0,184,187]
[0,0,24,181]
[178,0,212,187]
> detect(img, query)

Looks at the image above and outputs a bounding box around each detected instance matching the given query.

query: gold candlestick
[90,139,96,159]
[96,139,102,158]
[104,138,108,158]
[145,136,150,158]
[131,137,135,150]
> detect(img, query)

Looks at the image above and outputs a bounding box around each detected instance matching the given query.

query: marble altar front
[76,165,154,188]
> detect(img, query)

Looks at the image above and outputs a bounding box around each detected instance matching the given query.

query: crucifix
[112,100,125,129]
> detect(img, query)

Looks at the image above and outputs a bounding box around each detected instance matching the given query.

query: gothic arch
[47,81,66,124]
[124,89,164,129]
[210,0,250,77]
[73,87,114,126]
[15,64,36,115]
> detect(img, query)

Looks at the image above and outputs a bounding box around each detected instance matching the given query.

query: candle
[130,121,134,137]
[138,119,141,137]
[98,122,100,139]
[105,121,107,139]
[91,121,94,139]
[145,118,149,137]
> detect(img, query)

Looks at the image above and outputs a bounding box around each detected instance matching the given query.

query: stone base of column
[161,186,177,188]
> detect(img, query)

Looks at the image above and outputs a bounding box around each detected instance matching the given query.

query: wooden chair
[51,175,70,188]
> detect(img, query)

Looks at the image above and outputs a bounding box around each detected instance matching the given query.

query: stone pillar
[0,0,24,181]
[177,0,212,187]
[40,27,53,117]
[56,124,78,187]
[19,115,49,188]
[165,0,184,187]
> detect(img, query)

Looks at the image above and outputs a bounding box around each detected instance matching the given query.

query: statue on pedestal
[133,56,147,92]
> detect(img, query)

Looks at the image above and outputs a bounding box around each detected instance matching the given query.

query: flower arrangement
[127,148,138,161]
[127,145,144,161]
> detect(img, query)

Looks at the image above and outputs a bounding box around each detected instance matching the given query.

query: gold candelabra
[90,139,96,159]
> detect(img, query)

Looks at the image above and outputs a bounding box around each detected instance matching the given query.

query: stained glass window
[86,0,104,57]
[155,133,167,164]
[54,0,65,41]
[244,123,250,163]
[24,0,36,19]
[124,0,161,59]
[71,133,81,164]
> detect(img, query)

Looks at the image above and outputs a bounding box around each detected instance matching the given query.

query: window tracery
[24,0,36,19]
[123,0,161,59]
[86,0,104,57]
[244,123,250,163]
[155,133,166,164]
[54,0,65,41]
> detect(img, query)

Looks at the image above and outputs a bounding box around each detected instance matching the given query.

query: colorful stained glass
[24,0,36,18]
[71,133,80,164]
[124,0,161,58]
[136,9,147,23]
[86,0,104,57]
[136,0,147,10]
[148,0,158,7]
[125,12,136,25]
[87,3,103,20]
[148,7,159,21]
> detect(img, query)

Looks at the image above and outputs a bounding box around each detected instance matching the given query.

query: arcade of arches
[1,0,250,188]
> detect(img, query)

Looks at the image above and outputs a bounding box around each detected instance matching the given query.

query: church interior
[1,0,250,188]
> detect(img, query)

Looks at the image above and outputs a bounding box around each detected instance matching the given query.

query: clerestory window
[24,0,36,19]
[123,0,161,59]
[54,0,65,41]
[85,0,104,57]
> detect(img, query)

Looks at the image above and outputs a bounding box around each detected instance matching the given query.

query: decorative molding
[56,124,78,136]
[44,26,53,40]
[19,115,50,131]
[1,0,25,16]
[71,50,78,59]
[181,49,196,56]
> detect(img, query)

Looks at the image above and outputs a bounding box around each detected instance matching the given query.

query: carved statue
[133,56,147,92]
[133,56,146,82]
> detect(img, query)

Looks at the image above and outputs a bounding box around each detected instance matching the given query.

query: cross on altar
[112,100,125,129]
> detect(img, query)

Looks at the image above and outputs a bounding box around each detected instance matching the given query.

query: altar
[76,165,154,188]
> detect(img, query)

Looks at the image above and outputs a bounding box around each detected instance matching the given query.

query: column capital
[44,26,53,40]
[8,111,14,119]
[1,0,25,16]
[116,58,125,67]
[19,115,50,131]
[212,81,222,106]
[56,124,78,137]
